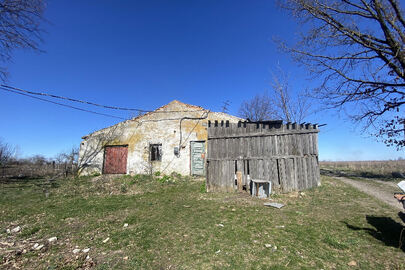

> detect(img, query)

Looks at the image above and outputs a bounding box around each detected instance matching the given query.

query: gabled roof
[82,100,238,139]
[129,100,206,122]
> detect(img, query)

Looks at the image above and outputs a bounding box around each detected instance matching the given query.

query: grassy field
[320,160,405,181]
[1,174,404,270]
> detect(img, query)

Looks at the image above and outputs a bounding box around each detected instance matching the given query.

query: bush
[156,175,175,184]
[120,184,128,193]
[170,172,182,179]
[200,182,207,193]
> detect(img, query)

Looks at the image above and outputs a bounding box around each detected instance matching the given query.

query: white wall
[78,101,241,176]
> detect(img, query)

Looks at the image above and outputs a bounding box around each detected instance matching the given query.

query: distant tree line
[0,138,78,179]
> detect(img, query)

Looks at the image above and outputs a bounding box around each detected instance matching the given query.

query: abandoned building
[206,121,320,194]
[78,100,241,176]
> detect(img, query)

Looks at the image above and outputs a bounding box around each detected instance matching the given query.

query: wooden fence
[206,121,320,193]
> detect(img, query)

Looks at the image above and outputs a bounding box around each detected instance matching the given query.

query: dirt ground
[335,177,404,210]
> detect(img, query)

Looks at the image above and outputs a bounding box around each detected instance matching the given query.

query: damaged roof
[81,100,240,139]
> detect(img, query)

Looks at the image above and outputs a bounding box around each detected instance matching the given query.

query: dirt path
[335,177,403,210]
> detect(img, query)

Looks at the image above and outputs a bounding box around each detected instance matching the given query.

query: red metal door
[103,146,128,174]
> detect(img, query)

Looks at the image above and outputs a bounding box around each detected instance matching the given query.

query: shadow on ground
[344,215,405,252]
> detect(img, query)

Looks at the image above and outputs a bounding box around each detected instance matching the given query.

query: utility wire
[0,84,206,113]
[0,87,127,120]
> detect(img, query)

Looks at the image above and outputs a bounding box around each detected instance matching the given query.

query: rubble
[48,237,57,243]
[264,202,284,209]
[10,226,21,233]
[102,237,110,243]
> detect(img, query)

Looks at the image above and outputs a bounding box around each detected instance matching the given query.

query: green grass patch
[0,175,404,269]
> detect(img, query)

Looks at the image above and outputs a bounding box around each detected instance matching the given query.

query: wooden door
[103,146,128,174]
[191,141,205,176]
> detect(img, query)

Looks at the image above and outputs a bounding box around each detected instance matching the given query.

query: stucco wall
[78,101,241,176]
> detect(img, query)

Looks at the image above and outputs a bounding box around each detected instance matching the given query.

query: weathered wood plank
[277,159,285,191]
[206,122,320,193]
[208,129,319,139]
[270,158,279,188]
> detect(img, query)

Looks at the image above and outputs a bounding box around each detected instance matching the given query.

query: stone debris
[48,237,57,243]
[35,244,44,251]
[82,248,90,253]
[73,249,81,254]
[82,257,96,268]
[6,228,11,234]
[102,237,110,243]
[123,223,129,228]
[33,243,39,249]
[1,241,14,247]
[264,202,284,209]
[348,261,357,266]
[11,226,21,233]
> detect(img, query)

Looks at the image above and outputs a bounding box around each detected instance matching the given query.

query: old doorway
[190,141,205,176]
[103,145,128,174]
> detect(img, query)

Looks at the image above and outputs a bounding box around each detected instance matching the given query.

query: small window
[150,144,162,161]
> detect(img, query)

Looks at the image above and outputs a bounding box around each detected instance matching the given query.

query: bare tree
[270,65,311,123]
[277,0,405,148]
[0,0,46,81]
[0,138,16,166]
[78,125,123,175]
[238,67,311,123]
[238,93,276,121]
[56,147,79,177]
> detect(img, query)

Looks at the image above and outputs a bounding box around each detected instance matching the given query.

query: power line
[0,86,127,120]
[0,84,206,113]
[221,100,231,113]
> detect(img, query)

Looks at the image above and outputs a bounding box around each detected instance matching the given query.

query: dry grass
[1,175,404,269]
[321,160,405,180]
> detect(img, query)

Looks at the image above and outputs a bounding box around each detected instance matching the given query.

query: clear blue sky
[0,0,403,161]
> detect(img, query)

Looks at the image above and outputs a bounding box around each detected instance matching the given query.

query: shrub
[200,182,207,193]
[120,184,128,193]
[156,175,175,184]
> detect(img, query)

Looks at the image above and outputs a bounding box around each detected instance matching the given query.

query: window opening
[150,144,162,161]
